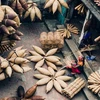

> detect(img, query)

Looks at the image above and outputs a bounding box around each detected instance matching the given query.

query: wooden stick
[90,73,100,82]
[92,85,100,92]
[88,76,99,83]
[88,84,99,89]
[95,71,100,79]
[94,86,100,94]
[88,79,99,84]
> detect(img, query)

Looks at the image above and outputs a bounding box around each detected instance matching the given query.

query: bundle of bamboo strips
[24,0,42,21]
[56,24,79,39]
[75,3,87,15]
[62,77,86,99]
[67,24,79,35]
[44,0,69,14]
[88,71,100,94]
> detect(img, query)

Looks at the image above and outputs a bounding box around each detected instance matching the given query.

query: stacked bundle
[7,46,31,73]
[75,3,87,15]
[39,31,64,50]
[44,0,69,14]
[24,0,42,21]
[0,6,23,53]
[34,67,71,93]
[10,0,42,21]
[0,46,32,81]
[62,77,85,99]
[10,0,28,17]
[0,56,12,81]
[27,45,62,70]
[56,24,79,39]
[88,71,100,94]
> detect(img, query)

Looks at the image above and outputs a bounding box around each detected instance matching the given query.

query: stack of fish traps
[62,77,86,99]
[39,31,64,51]
[0,5,23,53]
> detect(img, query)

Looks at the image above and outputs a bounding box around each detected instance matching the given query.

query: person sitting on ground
[71,56,85,74]
[77,56,85,72]
[71,61,81,74]
[65,56,85,75]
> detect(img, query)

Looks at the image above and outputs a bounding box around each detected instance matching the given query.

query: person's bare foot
[71,72,76,75]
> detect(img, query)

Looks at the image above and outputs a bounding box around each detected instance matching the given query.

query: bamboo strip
[94,86,100,94]
[88,84,99,89]
[88,76,99,83]
[91,73,100,81]
[88,75,97,81]
[95,71,100,79]
[88,79,99,84]
[92,85,100,92]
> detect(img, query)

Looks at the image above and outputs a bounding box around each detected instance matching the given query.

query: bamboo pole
[94,86,100,94]
[79,10,91,44]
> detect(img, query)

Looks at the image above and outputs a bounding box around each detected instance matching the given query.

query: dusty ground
[0,19,99,100]
[0,22,86,100]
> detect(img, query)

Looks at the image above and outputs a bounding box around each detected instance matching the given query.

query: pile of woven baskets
[39,31,64,50]
[0,5,23,53]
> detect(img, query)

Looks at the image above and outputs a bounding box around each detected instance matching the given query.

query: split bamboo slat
[62,77,86,99]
